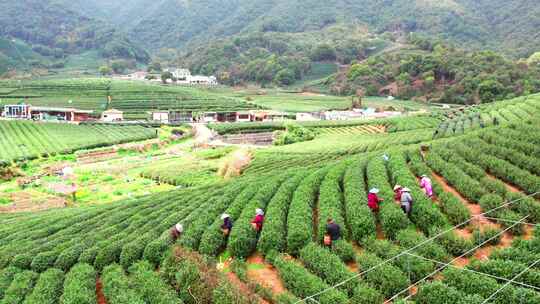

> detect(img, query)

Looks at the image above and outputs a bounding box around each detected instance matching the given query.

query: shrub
[274,124,317,146]
[1,270,38,304]
[60,263,96,304]
[356,252,410,298]
[343,159,376,242]
[287,169,327,255]
[212,280,252,304]
[472,226,502,246]
[198,183,260,256]
[362,238,434,283]
[10,253,33,270]
[228,174,288,258]
[396,229,449,262]
[30,251,58,273]
[430,228,474,257]
[128,261,181,304]
[23,268,64,304]
[55,245,85,272]
[94,241,123,271]
[78,246,99,265]
[469,259,540,288]
[271,254,348,304]
[300,243,359,295]
[317,163,349,242]
[258,174,305,255]
[0,267,21,299]
[331,240,355,263]
[102,264,145,304]
[350,284,384,304]
[143,233,171,267]
[439,192,470,225]
[414,281,484,304]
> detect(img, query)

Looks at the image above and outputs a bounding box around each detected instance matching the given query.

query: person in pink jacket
[420,175,433,198]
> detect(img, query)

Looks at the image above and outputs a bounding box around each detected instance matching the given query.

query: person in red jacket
[251,208,265,232]
[368,188,383,213]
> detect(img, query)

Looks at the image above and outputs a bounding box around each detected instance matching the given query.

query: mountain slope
[0,0,149,72]
[111,0,537,58]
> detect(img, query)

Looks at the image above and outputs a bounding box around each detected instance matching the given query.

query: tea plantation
[0,95,539,303]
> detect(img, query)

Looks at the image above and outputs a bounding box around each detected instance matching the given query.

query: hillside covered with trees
[0,0,149,73]
[330,35,540,104]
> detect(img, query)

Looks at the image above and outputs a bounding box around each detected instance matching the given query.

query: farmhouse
[166,68,191,81]
[2,104,31,119]
[151,111,193,123]
[2,104,92,122]
[101,109,124,122]
[30,106,93,122]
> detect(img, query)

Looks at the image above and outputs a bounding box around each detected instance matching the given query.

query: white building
[296,113,320,121]
[165,68,191,81]
[189,75,218,85]
[101,109,124,122]
[152,111,169,123]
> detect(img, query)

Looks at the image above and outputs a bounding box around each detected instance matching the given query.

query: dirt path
[430,172,493,227]
[313,202,320,242]
[247,253,286,296]
[96,278,107,304]
[376,221,385,240]
[0,192,66,213]
[485,174,522,194]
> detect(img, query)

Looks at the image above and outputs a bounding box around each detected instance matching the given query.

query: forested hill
[0,0,149,72]
[107,0,540,58]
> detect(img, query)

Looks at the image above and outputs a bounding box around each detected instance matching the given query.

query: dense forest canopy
[1,0,540,105]
[0,0,149,73]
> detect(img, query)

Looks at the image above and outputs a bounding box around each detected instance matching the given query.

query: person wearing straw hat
[220,213,233,236]
[400,187,413,216]
[251,208,265,233]
[420,174,433,198]
[368,188,383,213]
[170,223,183,241]
[393,185,403,201]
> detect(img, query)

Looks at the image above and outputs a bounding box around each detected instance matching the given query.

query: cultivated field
[0,94,539,303]
[0,79,259,119]
[0,121,156,163]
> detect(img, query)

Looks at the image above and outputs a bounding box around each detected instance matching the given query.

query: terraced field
[0,95,539,303]
[317,125,385,136]
[0,120,156,163]
[0,79,260,119]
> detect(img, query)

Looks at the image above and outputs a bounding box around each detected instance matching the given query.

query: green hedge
[259,173,305,255]
[299,243,359,295]
[287,168,327,255]
[1,270,38,304]
[102,264,145,304]
[23,268,64,304]
[60,263,96,304]
[128,261,182,304]
[268,253,348,304]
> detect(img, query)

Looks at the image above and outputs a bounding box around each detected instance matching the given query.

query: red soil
[347,261,359,273]
[474,231,513,261]
[430,172,493,226]
[376,222,385,240]
[247,253,286,295]
[523,226,535,241]
[96,278,107,304]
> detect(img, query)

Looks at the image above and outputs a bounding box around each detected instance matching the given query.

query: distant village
[1,103,402,125]
[1,66,403,124]
[113,68,218,86]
